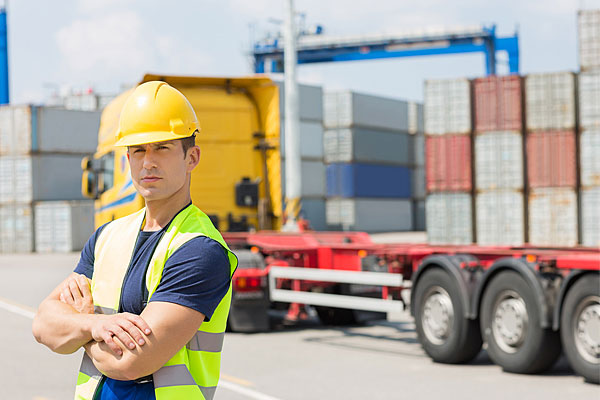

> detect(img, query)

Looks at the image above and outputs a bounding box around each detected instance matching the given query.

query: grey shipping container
[580,129,600,187]
[408,102,424,135]
[323,128,413,165]
[578,9,600,71]
[528,187,578,247]
[424,78,471,135]
[299,197,327,231]
[414,199,426,231]
[581,187,600,247]
[426,192,472,245]
[0,203,33,253]
[0,105,100,155]
[280,120,324,159]
[281,160,326,197]
[414,133,425,167]
[578,71,600,129]
[476,190,524,246]
[525,72,576,131]
[325,198,413,232]
[0,154,88,203]
[34,200,95,253]
[323,90,410,131]
[413,167,426,199]
[475,131,524,190]
[277,81,323,122]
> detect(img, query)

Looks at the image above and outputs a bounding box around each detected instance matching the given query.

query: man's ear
[187,146,200,171]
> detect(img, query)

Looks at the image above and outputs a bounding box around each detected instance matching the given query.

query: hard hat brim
[114,131,196,147]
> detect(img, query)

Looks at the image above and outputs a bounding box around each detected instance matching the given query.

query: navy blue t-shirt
[74,218,231,400]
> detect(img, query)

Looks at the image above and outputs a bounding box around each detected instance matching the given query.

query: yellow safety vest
[74,204,238,400]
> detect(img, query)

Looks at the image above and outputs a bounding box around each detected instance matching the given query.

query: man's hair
[180,132,197,157]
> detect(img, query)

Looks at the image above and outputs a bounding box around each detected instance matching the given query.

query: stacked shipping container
[323,90,423,232]
[424,78,473,244]
[0,105,99,252]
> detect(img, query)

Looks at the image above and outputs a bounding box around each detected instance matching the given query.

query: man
[32,81,237,400]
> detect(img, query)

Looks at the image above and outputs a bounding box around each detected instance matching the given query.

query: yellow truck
[82,74,283,232]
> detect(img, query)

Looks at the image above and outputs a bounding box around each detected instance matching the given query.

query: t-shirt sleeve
[74,223,109,279]
[149,236,231,322]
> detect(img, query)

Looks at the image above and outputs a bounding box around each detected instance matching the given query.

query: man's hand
[59,274,94,314]
[59,273,152,356]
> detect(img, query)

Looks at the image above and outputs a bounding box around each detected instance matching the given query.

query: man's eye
[158,146,168,150]
[133,149,144,153]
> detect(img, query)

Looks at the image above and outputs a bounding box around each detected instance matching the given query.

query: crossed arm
[32,273,205,381]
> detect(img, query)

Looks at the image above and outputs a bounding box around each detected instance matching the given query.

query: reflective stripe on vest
[74,205,237,400]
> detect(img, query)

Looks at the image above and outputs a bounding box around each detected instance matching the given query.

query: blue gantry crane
[253,24,519,76]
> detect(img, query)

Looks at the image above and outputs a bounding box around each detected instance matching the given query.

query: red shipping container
[474,75,523,132]
[526,130,576,188]
[426,135,472,192]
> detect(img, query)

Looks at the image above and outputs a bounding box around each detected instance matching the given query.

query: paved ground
[0,253,598,400]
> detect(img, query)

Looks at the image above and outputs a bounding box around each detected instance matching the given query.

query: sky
[6,0,595,104]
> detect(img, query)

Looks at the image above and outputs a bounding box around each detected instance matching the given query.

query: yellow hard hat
[115,81,201,147]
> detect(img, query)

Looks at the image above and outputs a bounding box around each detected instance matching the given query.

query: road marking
[0,296,284,400]
[219,380,283,400]
[0,296,36,319]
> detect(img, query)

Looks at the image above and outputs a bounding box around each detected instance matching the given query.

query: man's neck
[142,188,192,232]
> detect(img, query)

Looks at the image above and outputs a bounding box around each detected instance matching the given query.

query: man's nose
[142,149,158,170]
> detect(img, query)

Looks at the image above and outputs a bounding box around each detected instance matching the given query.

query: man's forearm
[32,299,94,354]
[85,340,137,381]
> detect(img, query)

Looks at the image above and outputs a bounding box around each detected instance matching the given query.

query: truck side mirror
[81,156,98,199]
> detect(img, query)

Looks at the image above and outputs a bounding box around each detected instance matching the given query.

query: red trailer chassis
[223,231,600,384]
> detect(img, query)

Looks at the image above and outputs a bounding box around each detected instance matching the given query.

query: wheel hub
[574,296,600,364]
[422,286,454,345]
[492,291,528,353]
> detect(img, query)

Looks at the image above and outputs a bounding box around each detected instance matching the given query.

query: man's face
[127,140,198,201]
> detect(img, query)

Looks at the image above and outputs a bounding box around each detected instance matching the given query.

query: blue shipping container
[326,163,412,198]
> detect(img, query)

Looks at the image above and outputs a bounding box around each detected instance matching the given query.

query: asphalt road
[0,253,598,400]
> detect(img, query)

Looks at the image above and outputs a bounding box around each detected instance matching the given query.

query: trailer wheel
[560,275,600,384]
[414,268,482,363]
[481,270,561,374]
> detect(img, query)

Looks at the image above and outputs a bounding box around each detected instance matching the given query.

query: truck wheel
[414,268,482,363]
[560,275,600,384]
[480,270,561,374]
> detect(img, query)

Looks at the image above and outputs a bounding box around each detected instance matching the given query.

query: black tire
[560,275,600,384]
[414,268,482,364]
[315,306,356,326]
[480,270,561,374]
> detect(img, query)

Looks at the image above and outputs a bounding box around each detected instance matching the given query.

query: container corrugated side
[581,187,600,247]
[34,200,94,252]
[278,81,323,122]
[413,167,426,199]
[578,9,600,71]
[425,135,472,192]
[280,120,324,159]
[578,71,600,129]
[476,190,524,246]
[414,133,425,167]
[414,199,426,231]
[325,198,412,232]
[426,193,472,245]
[473,75,522,132]
[281,160,326,197]
[408,102,424,134]
[525,72,575,130]
[323,90,410,131]
[580,129,600,187]
[326,163,412,198]
[299,197,327,231]
[475,131,523,190]
[528,187,578,247]
[424,78,471,135]
[323,128,412,165]
[0,203,33,253]
[37,108,100,154]
[526,130,576,188]
[0,105,32,154]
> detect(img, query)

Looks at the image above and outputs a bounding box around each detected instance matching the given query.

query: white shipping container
[424,78,471,135]
[0,154,88,203]
[0,105,100,155]
[476,190,524,246]
[580,129,600,187]
[528,187,578,247]
[34,201,95,253]
[281,160,326,197]
[475,131,523,190]
[0,203,33,253]
[324,90,410,131]
[280,120,324,159]
[426,193,472,245]
[325,198,413,232]
[525,72,575,130]
[277,82,323,122]
[581,187,600,248]
[578,71,600,129]
[408,102,424,135]
[578,9,600,70]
